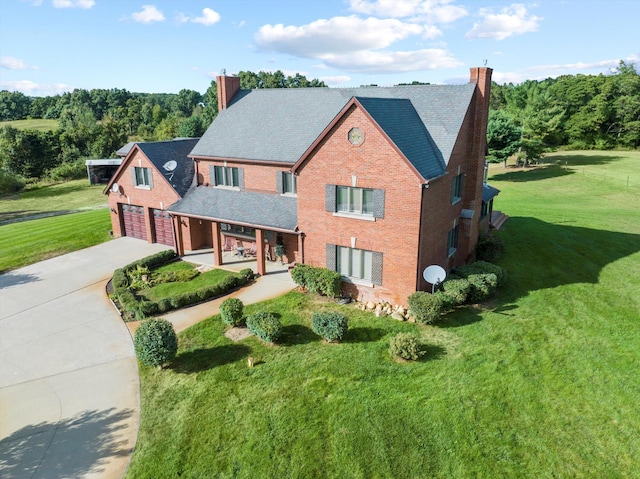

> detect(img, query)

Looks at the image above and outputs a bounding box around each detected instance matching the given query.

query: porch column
[172,215,184,256]
[211,221,222,267]
[256,228,266,276]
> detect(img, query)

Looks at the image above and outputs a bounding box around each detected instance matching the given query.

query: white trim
[333,212,375,222]
[341,276,374,288]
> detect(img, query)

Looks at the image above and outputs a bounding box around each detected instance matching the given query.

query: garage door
[121,204,147,241]
[153,209,174,246]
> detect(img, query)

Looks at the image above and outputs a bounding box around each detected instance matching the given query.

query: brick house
[106,67,500,305]
[105,138,197,246]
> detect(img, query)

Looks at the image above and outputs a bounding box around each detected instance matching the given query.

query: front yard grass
[126,151,640,478]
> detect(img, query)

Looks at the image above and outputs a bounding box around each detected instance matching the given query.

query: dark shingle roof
[167,187,298,232]
[190,83,475,180]
[136,139,198,197]
[482,184,500,202]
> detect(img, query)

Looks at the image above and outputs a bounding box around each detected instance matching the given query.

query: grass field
[0,178,111,272]
[0,209,112,273]
[0,118,60,132]
[0,179,107,224]
[126,151,640,478]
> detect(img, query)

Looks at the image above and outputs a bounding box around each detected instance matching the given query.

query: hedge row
[111,251,254,320]
[291,264,341,298]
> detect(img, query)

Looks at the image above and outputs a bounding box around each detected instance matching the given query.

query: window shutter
[131,167,136,185]
[325,184,336,212]
[326,243,336,271]
[373,189,385,218]
[209,165,216,185]
[147,168,153,189]
[276,172,284,194]
[237,168,244,189]
[371,252,383,286]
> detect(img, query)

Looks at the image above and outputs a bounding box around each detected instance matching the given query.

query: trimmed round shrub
[220,298,244,326]
[134,318,178,368]
[476,233,504,262]
[247,311,282,343]
[442,278,471,306]
[466,273,498,302]
[311,311,348,342]
[238,268,255,282]
[389,333,424,361]
[407,291,444,324]
[455,261,506,287]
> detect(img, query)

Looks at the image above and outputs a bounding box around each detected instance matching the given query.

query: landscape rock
[391,311,405,321]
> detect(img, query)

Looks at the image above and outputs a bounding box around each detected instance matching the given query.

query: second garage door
[153,209,174,246]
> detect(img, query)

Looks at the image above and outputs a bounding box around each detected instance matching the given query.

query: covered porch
[166,186,300,277]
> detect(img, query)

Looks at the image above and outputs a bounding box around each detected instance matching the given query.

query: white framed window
[134,167,151,188]
[337,186,373,215]
[214,166,240,187]
[451,173,464,204]
[447,224,460,257]
[283,172,297,195]
[337,246,373,282]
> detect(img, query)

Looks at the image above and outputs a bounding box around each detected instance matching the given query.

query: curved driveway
[0,238,169,479]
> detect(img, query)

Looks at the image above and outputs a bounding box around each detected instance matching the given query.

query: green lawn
[0,209,112,273]
[127,151,640,478]
[0,118,60,132]
[0,179,108,224]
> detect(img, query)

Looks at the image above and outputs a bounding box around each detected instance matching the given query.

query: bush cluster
[291,264,341,297]
[389,333,424,361]
[151,268,200,286]
[133,318,178,368]
[476,233,504,262]
[0,170,25,195]
[220,298,244,326]
[311,311,348,342]
[247,311,282,343]
[407,291,444,324]
[455,261,506,287]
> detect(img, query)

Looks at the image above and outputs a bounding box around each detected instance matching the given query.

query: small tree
[407,291,444,324]
[311,311,348,342]
[220,298,244,326]
[134,318,178,368]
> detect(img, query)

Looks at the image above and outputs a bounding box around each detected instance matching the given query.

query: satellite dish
[163,160,178,172]
[111,183,120,193]
[423,265,447,293]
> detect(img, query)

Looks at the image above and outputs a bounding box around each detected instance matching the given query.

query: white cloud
[256,16,423,57]
[52,0,95,8]
[0,56,38,70]
[466,4,542,40]
[321,48,462,73]
[0,80,72,96]
[349,0,468,23]
[131,5,165,24]
[319,75,352,86]
[192,7,221,26]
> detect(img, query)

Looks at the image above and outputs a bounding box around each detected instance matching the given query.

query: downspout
[416,182,428,292]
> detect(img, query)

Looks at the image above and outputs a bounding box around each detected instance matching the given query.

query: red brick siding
[197,160,292,193]
[297,105,424,305]
[107,149,179,243]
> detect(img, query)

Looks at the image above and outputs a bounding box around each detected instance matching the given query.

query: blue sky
[1,0,638,96]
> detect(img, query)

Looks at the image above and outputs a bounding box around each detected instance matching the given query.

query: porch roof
[482,184,500,202]
[167,186,298,232]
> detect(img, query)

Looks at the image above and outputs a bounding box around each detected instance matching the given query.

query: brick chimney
[217,74,241,111]
[461,67,493,261]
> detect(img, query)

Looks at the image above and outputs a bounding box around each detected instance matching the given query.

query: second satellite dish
[163,160,177,172]
[423,265,447,293]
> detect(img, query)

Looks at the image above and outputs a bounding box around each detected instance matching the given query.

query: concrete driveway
[0,238,170,479]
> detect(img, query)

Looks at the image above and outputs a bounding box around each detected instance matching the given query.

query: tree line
[487,60,639,165]
[0,70,326,183]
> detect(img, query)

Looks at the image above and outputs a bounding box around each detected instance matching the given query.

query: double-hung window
[337,186,373,215]
[283,172,297,195]
[213,166,240,187]
[134,167,152,188]
[447,224,459,257]
[337,246,373,282]
[451,173,464,204]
